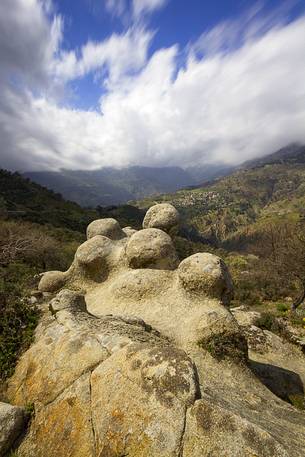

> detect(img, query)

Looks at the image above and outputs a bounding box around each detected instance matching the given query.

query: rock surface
[86,218,125,240]
[0,402,26,456]
[6,204,305,456]
[142,202,180,234]
[126,228,178,270]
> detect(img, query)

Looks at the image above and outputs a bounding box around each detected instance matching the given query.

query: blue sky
[54,0,305,110]
[0,0,305,171]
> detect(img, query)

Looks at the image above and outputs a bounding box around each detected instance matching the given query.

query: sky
[0,0,305,172]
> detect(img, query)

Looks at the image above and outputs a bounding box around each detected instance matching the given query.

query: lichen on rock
[5,203,305,456]
[142,202,180,234]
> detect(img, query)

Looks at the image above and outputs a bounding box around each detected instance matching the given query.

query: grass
[198,332,248,362]
[0,263,40,385]
[289,394,305,411]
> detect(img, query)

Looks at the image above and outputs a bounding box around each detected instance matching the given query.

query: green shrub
[198,332,248,362]
[255,312,279,332]
[0,263,40,382]
[276,302,289,313]
[288,394,305,410]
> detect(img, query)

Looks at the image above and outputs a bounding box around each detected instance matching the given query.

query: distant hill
[133,143,305,247]
[23,163,238,208]
[185,163,235,184]
[0,169,98,233]
[24,145,305,208]
[23,166,194,207]
[0,169,146,234]
[241,143,305,169]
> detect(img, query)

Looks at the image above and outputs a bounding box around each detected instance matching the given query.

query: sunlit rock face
[7,203,305,456]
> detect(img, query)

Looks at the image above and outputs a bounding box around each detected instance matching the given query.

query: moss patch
[198,332,248,362]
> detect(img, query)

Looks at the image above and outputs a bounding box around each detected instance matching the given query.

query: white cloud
[105,0,125,17]
[0,0,62,88]
[54,27,153,88]
[0,1,305,172]
[132,0,168,19]
[104,0,168,22]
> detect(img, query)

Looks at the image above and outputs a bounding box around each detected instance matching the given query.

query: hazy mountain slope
[24,166,195,207]
[0,169,98,232]
[186,163,236,184]
[134,144,305,245]
[24,145,305,207]
[241,143,305,168]
[0,169,146,233]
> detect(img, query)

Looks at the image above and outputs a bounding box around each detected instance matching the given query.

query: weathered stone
[122,226,138,237]
[232,307,262,326]
[6,206,305,456]
[18,374,95,457]
[38,270,67,293]
[91,344,198,457]
[7,316,109,406]
[87,218,125,240]
[143,203,180,234]
[126,228,178,270]
[49,289,86,314]
[178,253,233,305]
[75,235,112,267]
[0,402,25,456]
[183,398,290,457]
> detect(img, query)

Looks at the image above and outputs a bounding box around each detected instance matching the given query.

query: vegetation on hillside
[0,219,82,389]
[0,171,93,390]
[2,146,305,389]
[0,169,98,232]
[135,147,305,322]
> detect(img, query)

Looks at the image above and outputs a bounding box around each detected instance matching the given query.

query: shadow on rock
[249,360,304,405]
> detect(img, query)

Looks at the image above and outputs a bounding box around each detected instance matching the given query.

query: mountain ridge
[23,163,236,207]
[23,143,305,207]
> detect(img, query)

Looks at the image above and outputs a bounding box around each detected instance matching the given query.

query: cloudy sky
[0,0,305,171]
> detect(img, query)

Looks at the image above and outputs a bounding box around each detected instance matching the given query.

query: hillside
[135,144,305,245]
[25,144,304,210]
[3,203,305,456]
[0,169,98,233]
[23,166,194,207]
[23,163,236,207]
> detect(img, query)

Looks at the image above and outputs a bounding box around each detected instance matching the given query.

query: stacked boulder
[4,204,305,457]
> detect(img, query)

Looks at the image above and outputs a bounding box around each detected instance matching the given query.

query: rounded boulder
[38,271,67,293]
[75,235,114,278]
[86,218,125,240]
[143,203,180,234]
[126,228,178,270]
[178,253,233,305]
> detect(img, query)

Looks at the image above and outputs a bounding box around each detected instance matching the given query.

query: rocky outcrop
[6,204,305,456]
[0,402,26,456]
[142,202,180,234]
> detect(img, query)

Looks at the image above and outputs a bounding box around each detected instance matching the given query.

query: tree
[254,221,305,311]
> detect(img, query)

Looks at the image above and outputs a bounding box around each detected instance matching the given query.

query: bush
[255,312,279,332]
[276,302,289,313]
[0,263,40,382]
[198,332,248,362]
[0,220,80,271]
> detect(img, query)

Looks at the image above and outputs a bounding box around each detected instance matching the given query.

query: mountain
[23,163,238,208]
[134,143,305,246]
[186,162,236,184]
[241,143,305,169]
[24,166,195,207]
[0,169,147,233]
[0,169,98,233]
[24,145,305,208]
